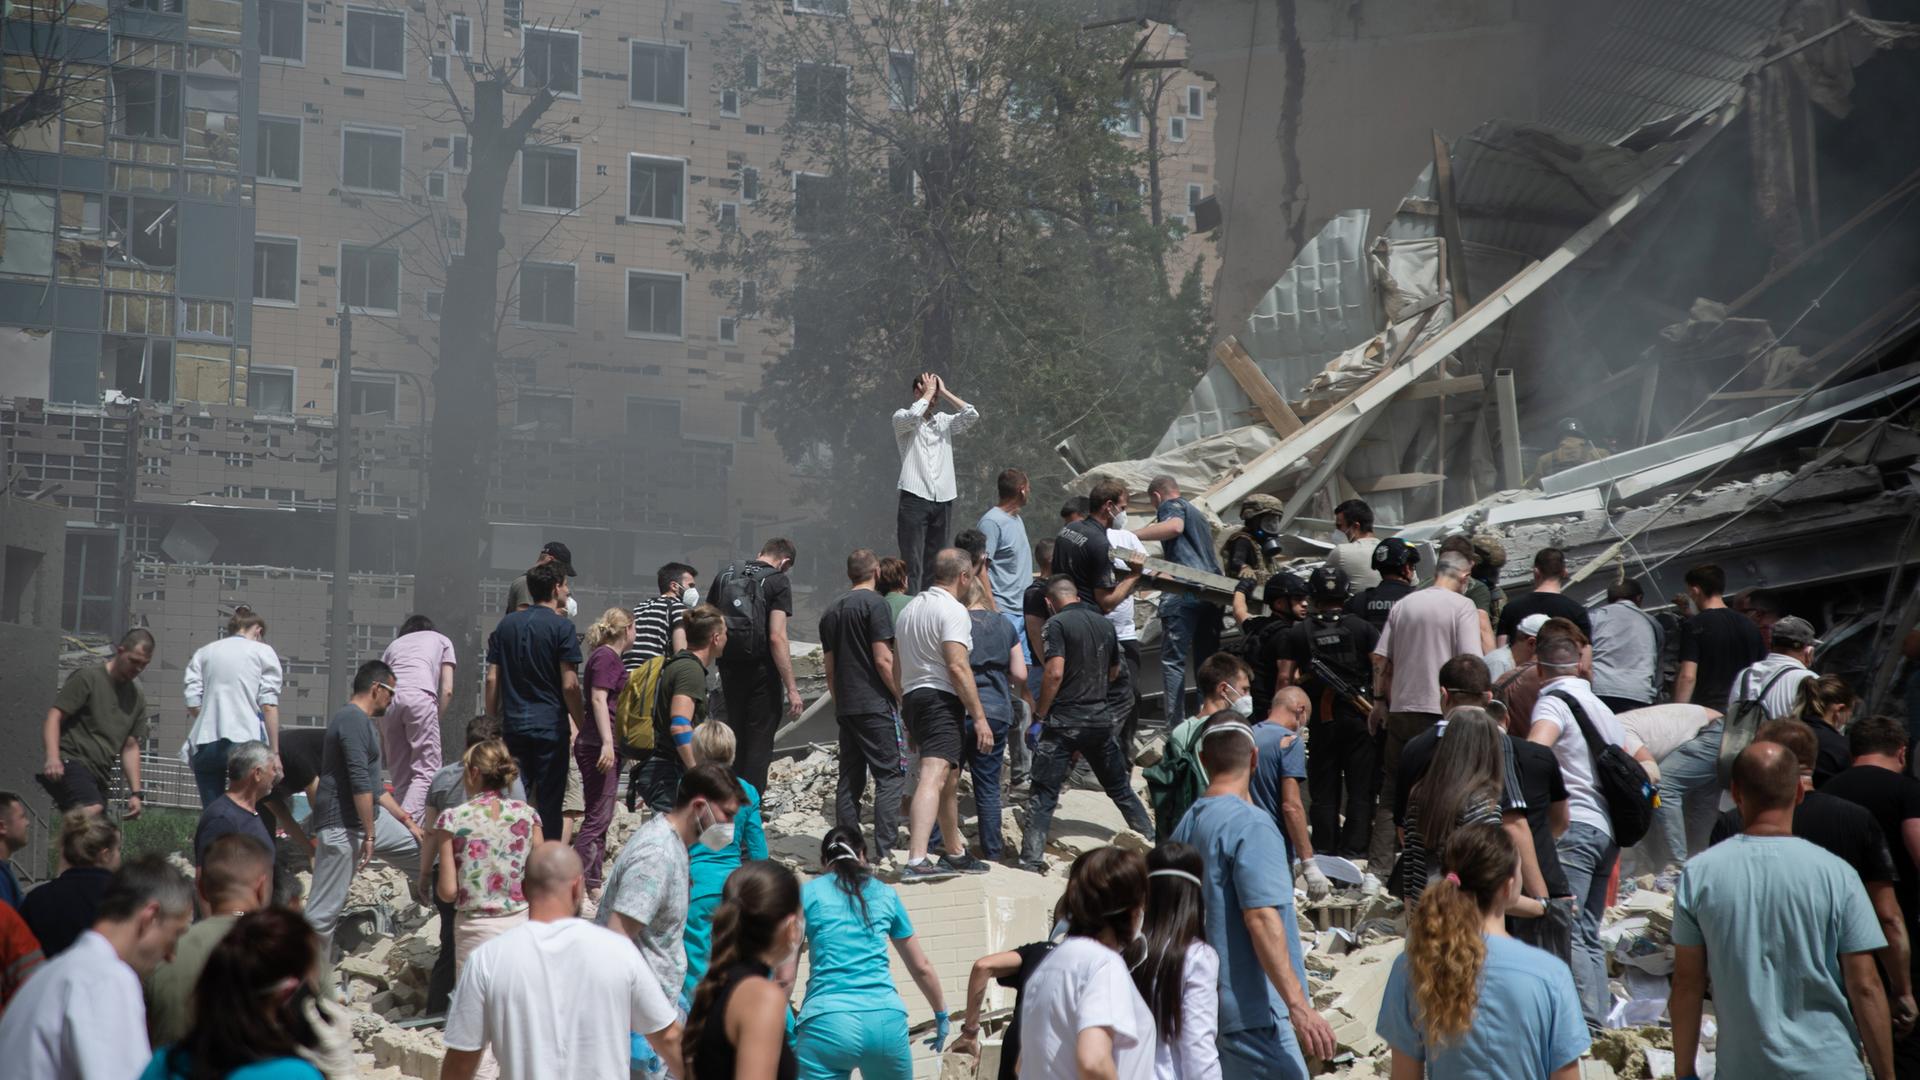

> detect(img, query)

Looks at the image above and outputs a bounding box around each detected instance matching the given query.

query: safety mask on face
[681,585,700,609]
[1230,693,1255,719]
[564,595,579,618]
[1048,918,1069,943]
[1113,509,1129,531]
[697,807,735,851]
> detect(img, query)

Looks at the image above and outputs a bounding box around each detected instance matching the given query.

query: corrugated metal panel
[1546,0,1789,143]
[1153,210,1379,453]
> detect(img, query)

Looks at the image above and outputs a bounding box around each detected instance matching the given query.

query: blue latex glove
[1026,721,1044,751]
[926,1011,951,1052]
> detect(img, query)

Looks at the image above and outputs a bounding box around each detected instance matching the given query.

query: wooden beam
[1401,374,1485,401]
[1214,336,1304,436]
[1356,472,1446,493]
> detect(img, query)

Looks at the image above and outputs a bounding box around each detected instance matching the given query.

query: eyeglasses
[375,682,396,695]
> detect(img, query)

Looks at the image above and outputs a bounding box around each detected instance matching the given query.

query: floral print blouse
[441,790,539,917]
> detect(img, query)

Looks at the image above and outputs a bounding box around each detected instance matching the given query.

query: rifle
[1309,657,1374,716]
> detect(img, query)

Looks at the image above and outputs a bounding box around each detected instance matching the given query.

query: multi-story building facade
[1,0,1215,756]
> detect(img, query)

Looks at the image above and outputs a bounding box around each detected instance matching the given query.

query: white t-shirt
[1328,537,1382,590]
[897,585,973,695]
[1106,528,1148,643]
[445,917,676,1080]
[1530,676,1645,838]
[1019,936,1158,1080]
[1153,941,1221,1080]
[1729,654,1815,721]
[0,930,149,1080]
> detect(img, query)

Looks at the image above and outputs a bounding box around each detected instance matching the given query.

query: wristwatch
[130,790,149,800]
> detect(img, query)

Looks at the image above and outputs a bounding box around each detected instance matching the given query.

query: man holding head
[1173,711,1336,1079]
[0,856,193,1079]
[1673,741,1893,1080]
[897,548,994,879]
[145,833,273,1044]
[448,842,684,1080]
[192,739,275,866]
[40,627,155,820]
[894,373,981,593]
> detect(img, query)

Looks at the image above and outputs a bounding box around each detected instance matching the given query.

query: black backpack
[711,561,771,662]
[1544,690,1658,848]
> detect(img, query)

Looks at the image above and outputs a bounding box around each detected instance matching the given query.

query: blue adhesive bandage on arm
[670,717,694,746]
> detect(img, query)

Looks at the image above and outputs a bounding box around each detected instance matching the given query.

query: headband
[1198,721,1256,746]
[1149,869,1203,888]
[826,842,863,866]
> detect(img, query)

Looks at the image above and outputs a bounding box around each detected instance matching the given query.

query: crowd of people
[0,372,1913,1080]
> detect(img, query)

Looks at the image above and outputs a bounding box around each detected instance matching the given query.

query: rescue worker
[1531,418,1609,483]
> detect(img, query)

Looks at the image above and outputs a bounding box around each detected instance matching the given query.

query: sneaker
[939,852,992,875]
[1016,859,1050,876]
[900,859,957,882]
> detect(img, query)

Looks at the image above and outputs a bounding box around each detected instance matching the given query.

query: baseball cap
[1308,565,1350,602]
[541,540,577,577]
[1371,537,1418,572]
[1772,615,1818,648]
[1516,613,1550,639]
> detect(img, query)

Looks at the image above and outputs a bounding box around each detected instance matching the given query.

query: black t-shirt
[996,940,1060,1080]
[1497,590,1592,643]
[1022,579,1051,622]
[269,728,327,803]
[1677,608,1765,711]
[1051,520,1116,605]
[1710,791,1899,887]
[1395,733,1571,896]
[818,588,897,715]
[18,866,113,958]
[1278,612,1380,722]
[1040,604,1119,727]
[1805,718,1853,788]
[1823,764,1920,925]
[1243,614,1296,717]
[1345,579,1415,632]
[715,561,795,672]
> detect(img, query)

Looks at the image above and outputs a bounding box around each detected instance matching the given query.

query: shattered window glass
[103,336,172,403]
[0,187,58,278]
[57,191,104,284]
[183,77,239,168]
[104,291,176,336]
[185,0,244,48]
[248,367,295,414]
[173,342,235,403]
[111,68,182,140]
[106,195,178,266]
[515,391,573,436]
[179,297,234,339]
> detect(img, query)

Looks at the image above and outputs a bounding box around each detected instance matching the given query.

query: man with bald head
[1252,686,1328,899]
[1673,742,1893,1080]
[445,842,684,1080]
[145,833,273,1043]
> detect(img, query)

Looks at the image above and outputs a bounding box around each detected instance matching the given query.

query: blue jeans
[1218,1014,1309,1080]
[1655,721,1722,869]
[1159,596,1222,725]
[795,1009,912,1080]
[190,738,235,807]
[929,715,1009,858]
[1556,821,1619,1026]
[1019,725,1152,864]
[504,731,568,841]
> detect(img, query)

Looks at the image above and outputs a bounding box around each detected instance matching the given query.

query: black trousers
[1021,725,1153,864]
[1306,716,1376,859]
[427,892,457,1014]
[836,710,906,859]
[897,490,952,594]
[719,659,781,790]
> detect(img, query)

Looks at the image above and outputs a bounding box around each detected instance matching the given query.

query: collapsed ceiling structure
[1089,1,1920,697]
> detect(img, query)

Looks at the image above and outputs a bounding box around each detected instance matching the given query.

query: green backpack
[1144,715,1209,842]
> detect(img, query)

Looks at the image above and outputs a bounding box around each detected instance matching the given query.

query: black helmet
[1371,537,1418,572]
[1558,417,1586,439]
[1308,565,1350,602]
[1264,572,1309,605]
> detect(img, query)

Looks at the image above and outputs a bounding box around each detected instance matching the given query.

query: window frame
[246,365,298,415]
[337,241,401,315]
[793,170,835,234]
[519,145,579,214]
[259,0,306,64]
[520,26,582,98]
[516,260,577,329]
[424,288,443,320]
[625,153,687,226]
[251,234,300,307]
[886,51,915,112]
[427,170,447,200]
[514,389,575,437]
[339,123,405,197]
[738,402,757,438]
[1169,115,1187,143]
[793,62,849,124]
[718,315,738,344]
[255,114,303,186]
[624,268,686,340]
[110,68,182,142]
[717,201,738,230]
[349,372,400,418]
[740,165,759,204]
[628,40,689,112]
[1186,85,1204,119]
[449,14,472,55]
[1186,183,1204,215]
[450,134,469,174]
[342,5,408,79]
[792,0,848,15]
[720,88,740,117]
[625,395,683,437]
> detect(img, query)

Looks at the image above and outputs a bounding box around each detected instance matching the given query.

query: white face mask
[681,584,700,608]
[1230,693,1254,718]
[697,806,735,851]
[564,595,579,618]
[1113,509,1129,531]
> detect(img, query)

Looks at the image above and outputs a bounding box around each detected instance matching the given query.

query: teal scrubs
[794,875,916,1080]
[143,1053,323,1080]
[682,778,768,1000]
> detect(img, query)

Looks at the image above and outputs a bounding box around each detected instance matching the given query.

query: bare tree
[0,0,108,156]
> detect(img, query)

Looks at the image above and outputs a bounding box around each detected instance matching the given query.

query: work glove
[297,996,359,1079]
[1301,863,1332,902]
[926,1011,951,1052]
[1026,721,1044,751]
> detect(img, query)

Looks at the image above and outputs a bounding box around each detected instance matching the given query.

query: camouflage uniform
[1532,437,1609,482]
[1217,493,1286,586]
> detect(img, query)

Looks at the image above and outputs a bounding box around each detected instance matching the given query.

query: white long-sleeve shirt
[1154,941,1222,1080]
[183,634,284,747]
[892,399,979,503]
[0,930,149,1080]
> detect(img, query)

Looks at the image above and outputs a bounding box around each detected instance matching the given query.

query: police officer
[1275,567,1381,860]
[1346,537,1419,633]
[1242,572,1310,719]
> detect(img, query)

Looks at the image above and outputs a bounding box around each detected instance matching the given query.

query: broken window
[794,172,840,233]
[350,374,397,416]
[518,262,574,326]
[344,6,405,75]
[253,237,297,304]
[523,28,579,96]
[515,391,573,436]
[179,298,234,339]
[186,0,244,48]
[794,63,847,124]
[0,187,57,278]
[625,270,682,338]
[183,76,240,168]
[257,115,300,183]
[111,68,182,140]
[247,366,295,414]
[521,147,576,211]
[1108,103,1141,137]
[629,42,686,109]
[627,155,683,222]
[173,342,235,403]
[259,0,303,61]
[103,336,172,402]
[57,191,104,285]
[104,292,175,335]
[342,127,402,194]
[340,244,399,312]
[626,396,680,436]
[106,195,178,266]
[887,52,915,111]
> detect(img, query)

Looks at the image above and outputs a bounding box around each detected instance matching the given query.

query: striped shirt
[1400,795,1503,903]
[1728,655,1815,721]
[622,595,687,671]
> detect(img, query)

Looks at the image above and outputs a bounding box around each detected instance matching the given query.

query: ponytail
[1405,823,1515,1045]
[820,826,873,926]
[683,860,799,1077]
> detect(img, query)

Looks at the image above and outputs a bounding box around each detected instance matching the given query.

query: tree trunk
[415,77,551,742]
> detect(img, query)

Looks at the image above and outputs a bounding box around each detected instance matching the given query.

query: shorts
[37,760,108,811]
[564,753,585,815]
[904,688,965,766]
